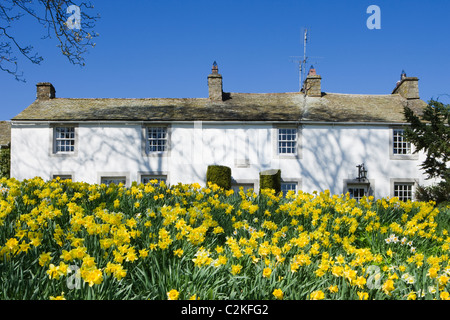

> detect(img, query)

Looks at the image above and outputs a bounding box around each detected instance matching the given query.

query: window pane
[278,128,297,154]
[281,182,297,197]
[55,127,75,154]
[347,185,368,201]
[53,175,72,180]
[394,183,413,202]
[393,129,411,155]
[141,175,167,185]
[232,184,254,193]
[101,177,126,186]
[148,127,167,153]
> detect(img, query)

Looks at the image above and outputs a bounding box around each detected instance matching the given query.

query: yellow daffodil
[382,279,395,295]
[231,264,242,275]
[357,291,369,300]
[272,289,283,300]
[328,285,338,293]
[167,289,179,300]
[309,290,325,300]
[49,293,66,300]
[262,267,272,278]
[39,252,52,267]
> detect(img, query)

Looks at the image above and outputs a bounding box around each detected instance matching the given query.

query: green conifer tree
[403,99,449,203]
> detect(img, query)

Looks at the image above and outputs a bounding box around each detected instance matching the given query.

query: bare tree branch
[0,0,99,81]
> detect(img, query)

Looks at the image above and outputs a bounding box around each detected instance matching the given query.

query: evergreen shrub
[206,165,231,190]
[259,169,281,193]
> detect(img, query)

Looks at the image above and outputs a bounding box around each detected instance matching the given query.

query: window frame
[98,172,130,187]
[273,125,302,159]
[347,184,368,202]
[231,183,255,194]
[51,173,74,181]
[391,179,417,202]
[100,176,127,186]
[231,179,258,194]
[280,178,302,197]
[281,181,298,196]
[50,124,78,157]
[139,172,169,185]
[142,124,171,157]
[343,179,374,201]
[392,128,411,155]
[389,127,418,160]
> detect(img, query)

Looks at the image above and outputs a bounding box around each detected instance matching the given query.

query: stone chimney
[207,61,223,101]
[303,65,322,97]
[36,82,56,100]
[392,71,419,99]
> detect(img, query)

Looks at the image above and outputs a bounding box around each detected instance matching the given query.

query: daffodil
[231,264,242,275]
[137,248,148,258]
[440,291,450,300]
[272,288,283,300]
[49,293,66,300]
[83,268,103,287]
[309,290,325,300]
[39,252,52,267]
[5,238,19,251]
[353,276,366,289]
[406,291,417,300]
[173,248,183,258]
[427,267,439,279]
[328,285,338,293]
[167,289,179,300]
[357,291,369,300]
[47,264,60,279]
[382,279,395,295]
[262,267,272,278]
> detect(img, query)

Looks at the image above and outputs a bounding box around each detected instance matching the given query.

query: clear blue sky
[1,0,450,121]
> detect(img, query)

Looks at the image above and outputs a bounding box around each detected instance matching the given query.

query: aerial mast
[300,28,308,90]
[290,27,317,92]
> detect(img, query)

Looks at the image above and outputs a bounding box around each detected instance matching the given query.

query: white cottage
[10,64,430,200]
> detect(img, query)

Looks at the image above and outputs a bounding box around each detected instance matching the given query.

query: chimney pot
[401,70,407,80]
[212,61,219,74]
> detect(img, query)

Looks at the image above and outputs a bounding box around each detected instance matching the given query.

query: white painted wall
[10,122,432,198]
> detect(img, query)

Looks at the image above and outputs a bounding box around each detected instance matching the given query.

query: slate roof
[12,90,427,123]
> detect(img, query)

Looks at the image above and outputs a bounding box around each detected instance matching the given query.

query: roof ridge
[324,92,400,97]
[49,97,208,100]
[229,91,301,95]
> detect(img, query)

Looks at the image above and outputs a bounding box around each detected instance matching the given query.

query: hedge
[0,147,10,179]
[206,165,231,190]
[259,169,281,193]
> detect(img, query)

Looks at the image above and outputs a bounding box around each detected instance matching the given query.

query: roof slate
[12,91,427,123]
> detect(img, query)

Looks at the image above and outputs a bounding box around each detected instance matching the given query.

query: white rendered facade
[10,120,431,200]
